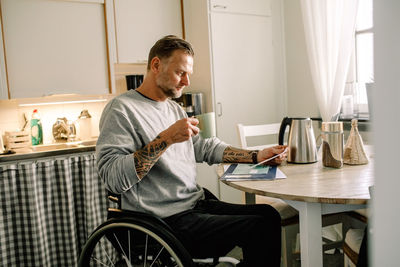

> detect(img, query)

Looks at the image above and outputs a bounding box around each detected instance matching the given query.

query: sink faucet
[52,117,76,142]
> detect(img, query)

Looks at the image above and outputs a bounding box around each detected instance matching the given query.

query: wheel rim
[79,222,186,267]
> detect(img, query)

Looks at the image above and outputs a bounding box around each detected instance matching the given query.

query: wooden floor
[216,246,345,267]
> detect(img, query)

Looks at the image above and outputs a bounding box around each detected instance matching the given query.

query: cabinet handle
[43,93,55,97]
[217,102,223,117]
[213,5,227,9]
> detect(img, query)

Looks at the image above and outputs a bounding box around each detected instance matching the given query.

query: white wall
[372,1,400,266]
[283,0,319,118]
[0,98,111,145]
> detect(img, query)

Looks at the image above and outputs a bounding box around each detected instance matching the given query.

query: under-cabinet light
[18,99,107,107]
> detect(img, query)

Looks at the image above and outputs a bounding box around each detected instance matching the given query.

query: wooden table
[219,149,374,267]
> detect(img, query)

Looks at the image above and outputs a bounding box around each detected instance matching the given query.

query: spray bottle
[31,109,43,145]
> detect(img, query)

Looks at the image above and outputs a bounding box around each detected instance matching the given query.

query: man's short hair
[147,35,194,70]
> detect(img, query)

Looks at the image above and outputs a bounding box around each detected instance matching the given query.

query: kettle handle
[278,117,292,145]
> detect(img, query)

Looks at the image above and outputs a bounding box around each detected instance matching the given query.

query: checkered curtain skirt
[0,153,108,266]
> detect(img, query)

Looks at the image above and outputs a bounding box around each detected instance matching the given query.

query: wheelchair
[78,190,240,267]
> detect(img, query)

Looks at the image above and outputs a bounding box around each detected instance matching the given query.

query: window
[343,0,373,119]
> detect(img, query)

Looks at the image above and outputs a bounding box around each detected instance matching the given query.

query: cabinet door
[1,0,110,98]
[210,0,271,16]
[0,16,7,99]
[114,0,183,63]
[210,12,278,147]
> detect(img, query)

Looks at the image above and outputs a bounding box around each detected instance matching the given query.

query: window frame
[342,1,374,119]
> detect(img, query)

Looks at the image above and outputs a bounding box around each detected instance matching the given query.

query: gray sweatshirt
[96,90,228,218]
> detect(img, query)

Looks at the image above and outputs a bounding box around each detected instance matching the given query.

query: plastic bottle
[77,109,92,141]
[31,109,43,145]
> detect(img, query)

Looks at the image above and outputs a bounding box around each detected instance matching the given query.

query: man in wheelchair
[96,35,287,267]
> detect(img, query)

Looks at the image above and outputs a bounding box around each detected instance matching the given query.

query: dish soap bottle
[31,109,43,145]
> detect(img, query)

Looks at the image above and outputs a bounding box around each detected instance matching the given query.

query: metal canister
[181,92,204,115]
[321,122,344,168]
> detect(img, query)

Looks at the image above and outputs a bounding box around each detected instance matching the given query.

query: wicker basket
[5,131,31,153]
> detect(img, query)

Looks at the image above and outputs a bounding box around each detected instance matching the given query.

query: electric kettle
[278,117,318,163]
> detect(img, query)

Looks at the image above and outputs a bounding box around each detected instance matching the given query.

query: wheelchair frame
[78,191,240,267]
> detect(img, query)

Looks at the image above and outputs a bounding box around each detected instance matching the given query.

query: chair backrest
[236,123,281,150]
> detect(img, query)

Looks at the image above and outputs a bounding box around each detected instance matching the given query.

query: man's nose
[181,74,190,86]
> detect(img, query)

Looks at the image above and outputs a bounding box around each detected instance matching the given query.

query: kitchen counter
[0,140,96,163]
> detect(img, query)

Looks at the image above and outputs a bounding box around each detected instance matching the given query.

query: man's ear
[150,57,161,73]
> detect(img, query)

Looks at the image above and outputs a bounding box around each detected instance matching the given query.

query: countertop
[0,141,96,163]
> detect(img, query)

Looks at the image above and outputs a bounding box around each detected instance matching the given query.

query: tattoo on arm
[134,135,169,179]
[222,146,257,163]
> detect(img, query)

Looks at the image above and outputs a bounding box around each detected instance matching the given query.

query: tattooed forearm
[134,135,169,179]
[222,146,257,163]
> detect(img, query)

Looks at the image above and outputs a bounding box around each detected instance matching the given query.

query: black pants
[164,197,282,267]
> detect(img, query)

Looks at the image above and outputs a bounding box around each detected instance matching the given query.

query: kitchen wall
[283,0,319,118]
[0,97,111,145]
[0,62,147,146]
[282,0,371,143]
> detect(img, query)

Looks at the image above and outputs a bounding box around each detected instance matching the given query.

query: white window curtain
[300,0,359,122]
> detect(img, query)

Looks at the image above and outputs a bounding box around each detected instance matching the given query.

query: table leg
[244,192,255,204]
[286,200,323,267]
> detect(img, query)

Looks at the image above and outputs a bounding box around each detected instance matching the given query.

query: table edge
[222,180,369,205]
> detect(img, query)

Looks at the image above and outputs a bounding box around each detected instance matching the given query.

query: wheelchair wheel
[78,217,194,267]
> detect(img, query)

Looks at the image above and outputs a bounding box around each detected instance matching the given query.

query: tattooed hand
[134,135,169,179]
[258,145,287,165]
[222,147,254,163]
[222,145,287,165]
[160,117,199,145]
[133,117,200,179]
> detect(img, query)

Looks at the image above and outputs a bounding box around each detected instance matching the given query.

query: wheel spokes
[100,239,116,267]
[149,246,165,267]
[83,223,186,267]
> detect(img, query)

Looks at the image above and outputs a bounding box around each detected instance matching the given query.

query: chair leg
[281,223,299,267]
[281,228,289,267]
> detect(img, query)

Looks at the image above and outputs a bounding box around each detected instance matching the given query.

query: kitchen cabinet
[0,0,112,98]
[0,17,7,100]
[114,0,183,63]
[210,0,271,16]
[184,0,286,203]
[210,0,285,147]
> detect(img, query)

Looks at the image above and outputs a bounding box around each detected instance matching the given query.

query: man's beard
[156,76,183,99]
[161,86,183,99]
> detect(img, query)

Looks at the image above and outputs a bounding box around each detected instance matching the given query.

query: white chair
[237,123,299,267]
[342,209,368,267]
[237,123,282,150]
[343,186,371,266]
[237,123,347,267]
